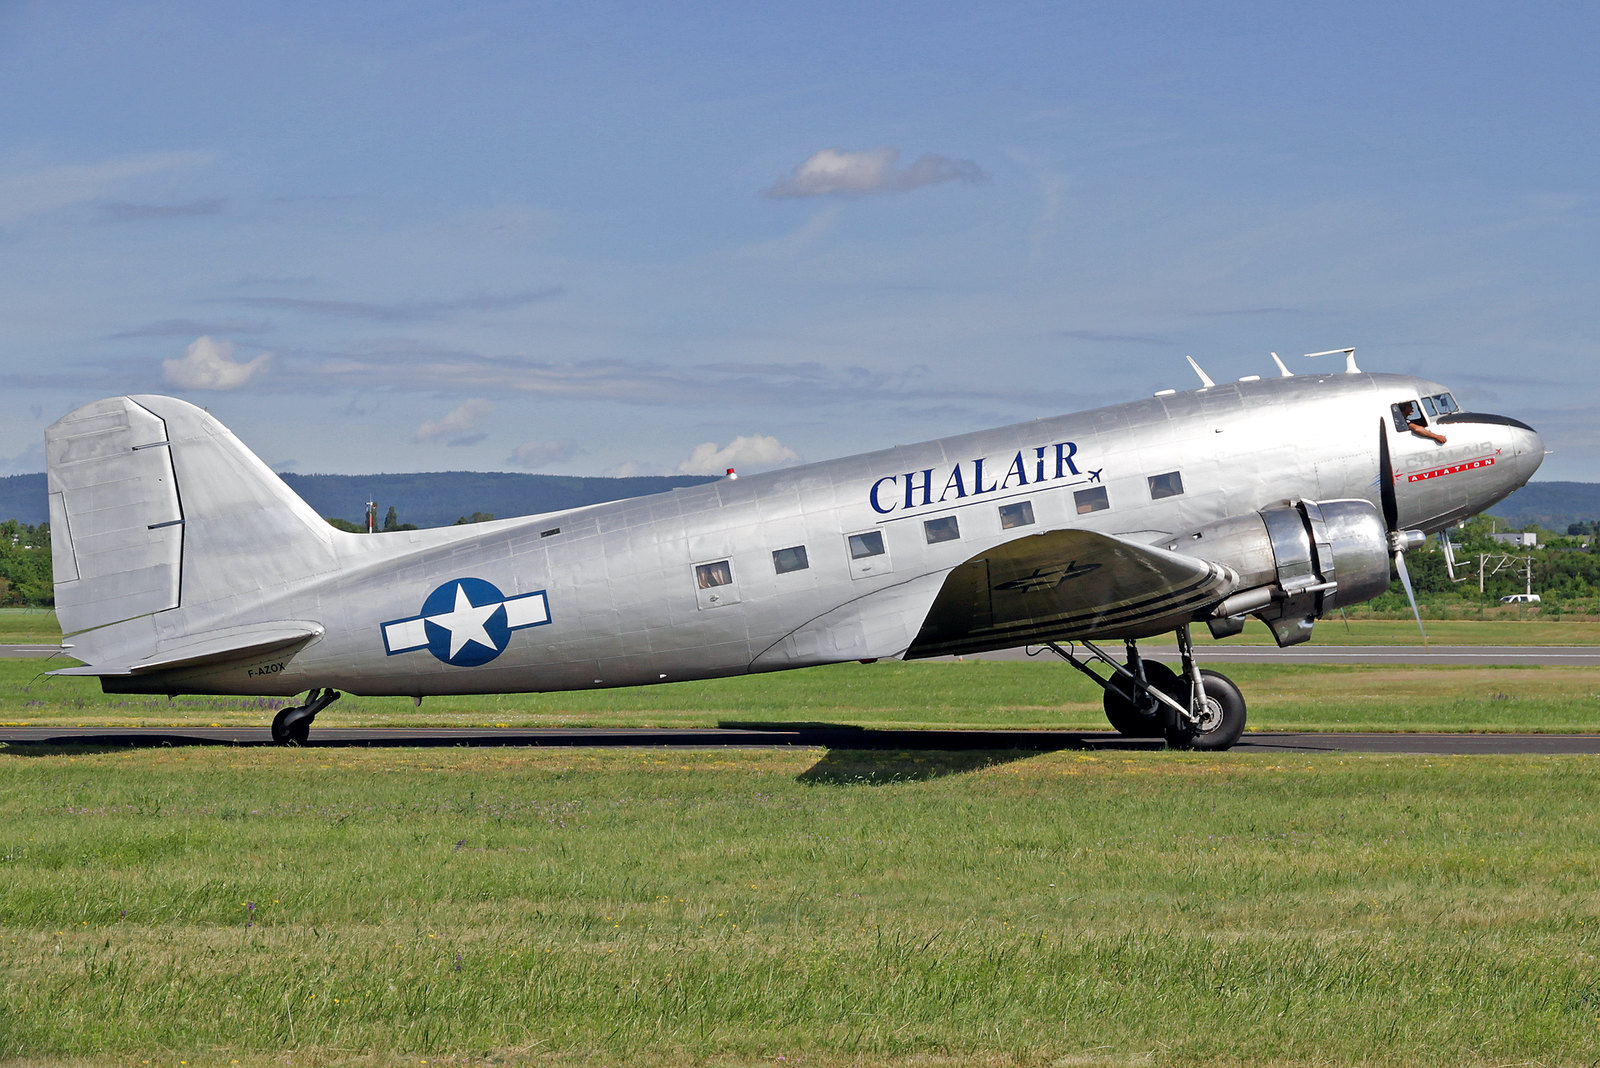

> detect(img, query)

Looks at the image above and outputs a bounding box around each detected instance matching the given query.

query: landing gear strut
[270,687,341,746]
[1043,625,1247,751]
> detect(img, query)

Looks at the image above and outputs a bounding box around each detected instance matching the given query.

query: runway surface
[2,724,1598,754]
[7,643,1600,665]
[962,644,1600,666]
[0,644,62,658]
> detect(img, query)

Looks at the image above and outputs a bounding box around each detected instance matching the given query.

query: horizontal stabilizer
[51,621,323,677]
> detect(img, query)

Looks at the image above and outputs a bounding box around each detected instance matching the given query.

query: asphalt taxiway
[1,724,1598,754]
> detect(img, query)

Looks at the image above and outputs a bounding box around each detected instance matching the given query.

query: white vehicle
[1501,593,1541,604]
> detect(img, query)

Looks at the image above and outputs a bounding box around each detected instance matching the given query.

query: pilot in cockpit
[1400,400,1447,446]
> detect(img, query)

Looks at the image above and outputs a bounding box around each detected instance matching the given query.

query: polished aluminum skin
[45,369,1543,698]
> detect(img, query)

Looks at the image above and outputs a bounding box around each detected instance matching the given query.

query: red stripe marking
[1407,456,1496,483]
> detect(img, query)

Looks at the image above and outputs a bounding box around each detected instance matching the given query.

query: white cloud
[677,435,800,476]
[507,439,581,468]
[764,148,983,198]
[415,398,496,446]
[0,151,212,226]
[162,336,272,391]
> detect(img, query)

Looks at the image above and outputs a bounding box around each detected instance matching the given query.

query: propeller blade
[1377,419,1399,532]
[1393,549,1427,646]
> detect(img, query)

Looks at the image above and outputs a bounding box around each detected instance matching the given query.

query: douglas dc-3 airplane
[44,350,1543,751]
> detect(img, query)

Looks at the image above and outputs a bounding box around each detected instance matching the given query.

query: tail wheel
[1163,670,1247,751]
[1102,661,1181,737]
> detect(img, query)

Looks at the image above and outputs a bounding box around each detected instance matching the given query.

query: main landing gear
[1042,625,1246,751]
[270,687,341,745]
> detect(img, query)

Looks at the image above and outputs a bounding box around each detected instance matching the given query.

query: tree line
[1366,514,1600,614]
[0,520,51,607]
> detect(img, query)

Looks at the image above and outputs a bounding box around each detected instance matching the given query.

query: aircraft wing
[904,528,1237,658]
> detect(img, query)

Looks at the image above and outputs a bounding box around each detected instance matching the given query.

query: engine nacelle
[1163,499,1391,647]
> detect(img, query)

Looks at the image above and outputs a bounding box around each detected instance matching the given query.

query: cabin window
[998,501,1035,529]
[1074,487,1109,514]
[923,516,960,544]
[847,529,891,579]
[695,560,733,589]
[1147,472,1184,500]
[772,545,809,574]
[848,531,885,559]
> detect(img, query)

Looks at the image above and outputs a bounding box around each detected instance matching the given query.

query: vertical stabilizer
[47,395,343,640]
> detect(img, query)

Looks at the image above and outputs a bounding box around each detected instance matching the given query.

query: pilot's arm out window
[1393,400,1448,444]
[1393,401,1426,432]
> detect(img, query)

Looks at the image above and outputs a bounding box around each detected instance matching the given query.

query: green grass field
[4,612,1599,1065]
[0,608,59,643]
[1,746,1597,1066]
[1225,615,1600,645]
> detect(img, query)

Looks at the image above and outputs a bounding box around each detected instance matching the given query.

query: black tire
[1103,661,1181,737]
[1163,669,1247,751]
[271,706,311,746]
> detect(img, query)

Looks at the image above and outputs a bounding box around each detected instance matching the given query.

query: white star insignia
[429,583,501,658]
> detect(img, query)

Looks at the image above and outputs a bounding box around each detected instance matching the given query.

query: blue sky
[2,0,1595,482]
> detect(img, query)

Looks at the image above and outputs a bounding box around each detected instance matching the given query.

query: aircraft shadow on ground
[715,720,1153,785]
[795,747,1039,785]
[0,738,223,757]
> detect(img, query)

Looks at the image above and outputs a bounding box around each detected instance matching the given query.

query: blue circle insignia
[419,577,512,667]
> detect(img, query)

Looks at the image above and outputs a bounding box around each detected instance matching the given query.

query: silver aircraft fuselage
[47,371,1543,699]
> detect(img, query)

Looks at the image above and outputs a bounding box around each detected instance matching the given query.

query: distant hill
[0,470,714,528]
[4,470,1594,532]
[0,475,44,524]
[1490,481,1600,532]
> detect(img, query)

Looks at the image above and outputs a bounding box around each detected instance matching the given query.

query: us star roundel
[380,577,551,667]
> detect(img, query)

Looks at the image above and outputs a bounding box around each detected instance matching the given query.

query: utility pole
[1476,553,1534,598]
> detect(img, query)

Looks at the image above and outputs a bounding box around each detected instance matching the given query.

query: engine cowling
[1162,499,1391,647]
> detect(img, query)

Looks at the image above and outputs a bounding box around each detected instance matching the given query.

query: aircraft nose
[1503,420,1545,483]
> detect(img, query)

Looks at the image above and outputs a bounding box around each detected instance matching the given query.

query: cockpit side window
[1431,392,1459,415]
[1421,396,1438,418]
[1391,401,1425,432]
[1395,398,1433,431]
[1394,399,1450,445]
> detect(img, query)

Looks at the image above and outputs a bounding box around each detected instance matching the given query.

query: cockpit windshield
[1404,393,1460,427]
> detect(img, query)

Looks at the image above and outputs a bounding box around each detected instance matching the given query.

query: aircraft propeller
[1377,420,1429,645]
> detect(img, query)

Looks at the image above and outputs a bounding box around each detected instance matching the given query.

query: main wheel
[1103,661,1181,737]
[271,706,311,746]
[1163,670,1247,751]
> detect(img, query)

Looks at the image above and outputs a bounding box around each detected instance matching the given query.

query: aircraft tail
[47,395,342,642]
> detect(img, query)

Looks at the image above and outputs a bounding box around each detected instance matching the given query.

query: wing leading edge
[904,528,1238,659]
